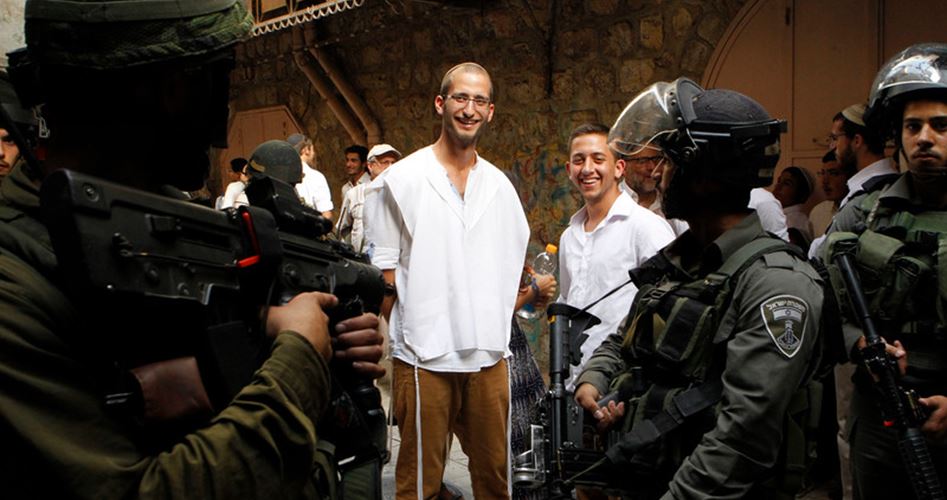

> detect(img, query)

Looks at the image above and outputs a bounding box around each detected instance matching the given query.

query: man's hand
[533,274,558,310]
[856,336,908,378]
[333,313,386,379]
[266,292,336,360]
[919,395,947,443]
[575,383,625,433]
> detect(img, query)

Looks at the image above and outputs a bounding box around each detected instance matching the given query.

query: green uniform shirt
[576,213,824,499]
[0,164,333,498]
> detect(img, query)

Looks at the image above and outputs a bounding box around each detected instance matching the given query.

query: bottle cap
[545,243,558,254]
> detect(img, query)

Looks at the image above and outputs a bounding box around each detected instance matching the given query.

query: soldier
[0,0,384,498]
[574,79,825,499]
[821,42,947,499]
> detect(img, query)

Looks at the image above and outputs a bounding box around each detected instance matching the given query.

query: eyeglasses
[827,132,846,143]
[372,158,398,167]
[626,155,665,166]
[444,93,491,108]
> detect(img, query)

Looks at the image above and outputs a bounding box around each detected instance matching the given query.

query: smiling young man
[558,123,674,390]
[364,62,529,499]
[341,144,369,200]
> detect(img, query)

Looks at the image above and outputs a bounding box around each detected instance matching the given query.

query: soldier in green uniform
[821,43,947,499]
[0,1,384,498]
[573,80,825,499]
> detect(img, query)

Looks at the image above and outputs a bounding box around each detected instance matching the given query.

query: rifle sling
[605,378,723,465]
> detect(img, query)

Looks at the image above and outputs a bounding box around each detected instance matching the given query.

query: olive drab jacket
[823,172,947,396]
[576,213,824,500]
[0,163,336,499]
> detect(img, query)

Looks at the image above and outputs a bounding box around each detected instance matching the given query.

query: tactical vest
[824,183,947,391]
[606,237,823,498]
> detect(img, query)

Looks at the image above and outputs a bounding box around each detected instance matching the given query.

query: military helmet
[248,140,303,185]
[864,43,947,138]
[24,0,252,69]
[609,78,786,189]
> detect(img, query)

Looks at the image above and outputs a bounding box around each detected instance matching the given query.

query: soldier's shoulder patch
[759,294,808,358]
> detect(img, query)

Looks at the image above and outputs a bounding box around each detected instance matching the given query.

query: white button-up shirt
[295,162,334,213]
[559,191,675,389]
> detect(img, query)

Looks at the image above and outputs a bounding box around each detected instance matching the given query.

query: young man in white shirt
[288,133,334,220]
[558,123,675,390]
[363,63,528,499]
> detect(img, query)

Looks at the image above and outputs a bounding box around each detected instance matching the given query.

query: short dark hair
[833,112,885,155]
[345,144,368,163]
[568,123,610,149]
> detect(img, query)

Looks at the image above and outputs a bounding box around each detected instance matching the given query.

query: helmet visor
[608,78,705,157]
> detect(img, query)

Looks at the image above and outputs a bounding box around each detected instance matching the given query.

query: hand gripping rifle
[833,253,944,500]
[512,302,641,498]
[40,169,388,478]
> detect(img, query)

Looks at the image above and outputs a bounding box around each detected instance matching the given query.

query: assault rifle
[833,253,944,500]
[40,169,387,475]
[513,303,638,498]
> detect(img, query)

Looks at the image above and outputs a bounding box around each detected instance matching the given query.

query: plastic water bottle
[516,244,559,320]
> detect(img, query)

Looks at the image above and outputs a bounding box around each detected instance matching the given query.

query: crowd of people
[1,1,946,500]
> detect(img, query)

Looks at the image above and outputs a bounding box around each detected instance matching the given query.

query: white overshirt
[559,191,675,389]
[295,162,334,213]
[808,157,898,258]
[748,187,789,241]
[341,171,370,201]
[336,182,368,252]
[364,146,529,372]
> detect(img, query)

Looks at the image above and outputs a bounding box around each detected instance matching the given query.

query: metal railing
[250,0,366,36]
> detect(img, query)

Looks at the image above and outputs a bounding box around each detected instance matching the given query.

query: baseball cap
[368,144,402,162]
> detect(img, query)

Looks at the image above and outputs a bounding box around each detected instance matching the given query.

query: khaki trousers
[393,358,510,500]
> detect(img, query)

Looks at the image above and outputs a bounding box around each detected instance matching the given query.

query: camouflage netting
[25,0,252,69]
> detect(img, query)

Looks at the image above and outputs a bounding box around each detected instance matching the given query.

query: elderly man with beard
[364,62,529,499]
[621,144,689,236]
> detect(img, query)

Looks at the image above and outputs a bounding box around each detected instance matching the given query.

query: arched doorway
[702,0,947,209]
[213,105,304,194]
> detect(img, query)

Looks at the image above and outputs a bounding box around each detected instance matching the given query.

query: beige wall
[0,0,26,70]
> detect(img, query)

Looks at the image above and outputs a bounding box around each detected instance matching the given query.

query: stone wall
[230,0,748,370]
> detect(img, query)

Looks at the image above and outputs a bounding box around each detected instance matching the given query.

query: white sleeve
[311,175,334,212]
[555,231,569,304]
[748,188,789,241]
[221,182,246,209]
[363,182,402,270]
